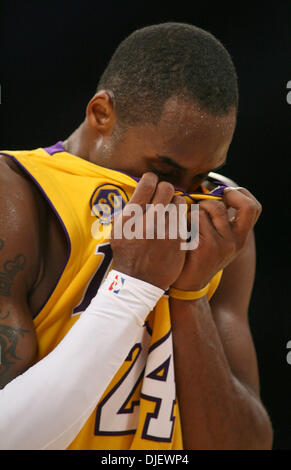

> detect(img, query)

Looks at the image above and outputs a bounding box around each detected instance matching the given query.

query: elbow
[240,408,274,450]
[257,414,273,450]
[250,398,274,450]
[225,401,274,450]
[233,379,274,450]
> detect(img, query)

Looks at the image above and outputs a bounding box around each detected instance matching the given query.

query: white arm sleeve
[0,270,164,450]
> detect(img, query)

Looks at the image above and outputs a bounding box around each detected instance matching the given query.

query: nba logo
[108,274,125,294]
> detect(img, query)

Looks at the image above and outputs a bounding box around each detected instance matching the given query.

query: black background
[0,0,290,450]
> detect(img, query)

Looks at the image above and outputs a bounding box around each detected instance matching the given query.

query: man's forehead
[158,95,236,139]
[114,96,235,171]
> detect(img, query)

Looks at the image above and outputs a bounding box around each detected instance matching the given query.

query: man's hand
[110,172,186,290]
[172,187,262,291]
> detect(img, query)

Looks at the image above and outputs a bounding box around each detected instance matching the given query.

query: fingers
[127,172,175,211]
[196,186,262,254]
[120,173,179,241]
[231,187,262,224]
[223,187,262,240]
[127,172,159,210]
[172,195,188,239]
[151,180,175,206]
[198,199,232,239]
[224,185,262,206]
[123,176,261,255]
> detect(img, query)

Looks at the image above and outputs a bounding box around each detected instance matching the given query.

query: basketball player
[0,23,273,449]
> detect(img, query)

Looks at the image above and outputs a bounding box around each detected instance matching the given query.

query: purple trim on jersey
[187,185,226,201]
[43,141,66,155]
[208,185,226,197]
[206,176,228,196]
[112,173,228,199]
[0,152,72,320]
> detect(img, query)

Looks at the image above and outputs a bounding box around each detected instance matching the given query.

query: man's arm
[169,188,273,450]
[0,156,40,388]
[0,171,187,449]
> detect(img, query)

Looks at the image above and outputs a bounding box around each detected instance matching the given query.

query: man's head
[77,22,238,192]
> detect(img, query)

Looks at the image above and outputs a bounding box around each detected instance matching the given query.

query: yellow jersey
[0,142,224,450]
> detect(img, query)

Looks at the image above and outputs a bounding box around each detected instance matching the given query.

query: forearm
[170,296,273,450]
[0,271,163,450]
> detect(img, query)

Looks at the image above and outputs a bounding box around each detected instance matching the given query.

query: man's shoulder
[0,152,45,231]
[0,152,30,179]
[0,152,47,199]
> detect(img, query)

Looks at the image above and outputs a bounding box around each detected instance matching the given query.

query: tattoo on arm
[0,239,26,297]
[0,309,30,386]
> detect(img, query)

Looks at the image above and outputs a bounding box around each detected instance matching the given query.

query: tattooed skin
[0,309,9,320]
[0,239,26,297]
[0,309,30,387]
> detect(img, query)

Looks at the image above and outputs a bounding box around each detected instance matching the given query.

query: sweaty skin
[0,91,273,448]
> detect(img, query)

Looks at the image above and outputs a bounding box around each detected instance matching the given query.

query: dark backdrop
[1,0,290,450]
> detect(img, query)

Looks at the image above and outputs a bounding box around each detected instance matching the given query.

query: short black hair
[97,22,238,126]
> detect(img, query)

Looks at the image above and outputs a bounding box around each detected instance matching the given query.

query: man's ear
[86,90,117,136]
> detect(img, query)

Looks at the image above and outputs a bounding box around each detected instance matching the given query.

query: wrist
[171,279,210,291]
[170,295,208,306]
[169,283,210,301]
[112,262,169,291]
[169,295,209,326]
[92,269,165,326]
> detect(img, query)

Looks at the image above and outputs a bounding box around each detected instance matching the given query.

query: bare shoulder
[0,153,43,296]
[0,153,33,189]
[0,152,27,175]
[0,153,44,213]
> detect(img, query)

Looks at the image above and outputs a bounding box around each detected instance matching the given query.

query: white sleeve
[0,270,164,450]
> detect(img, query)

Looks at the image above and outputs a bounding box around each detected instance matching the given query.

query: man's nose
[176,173,201,193]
